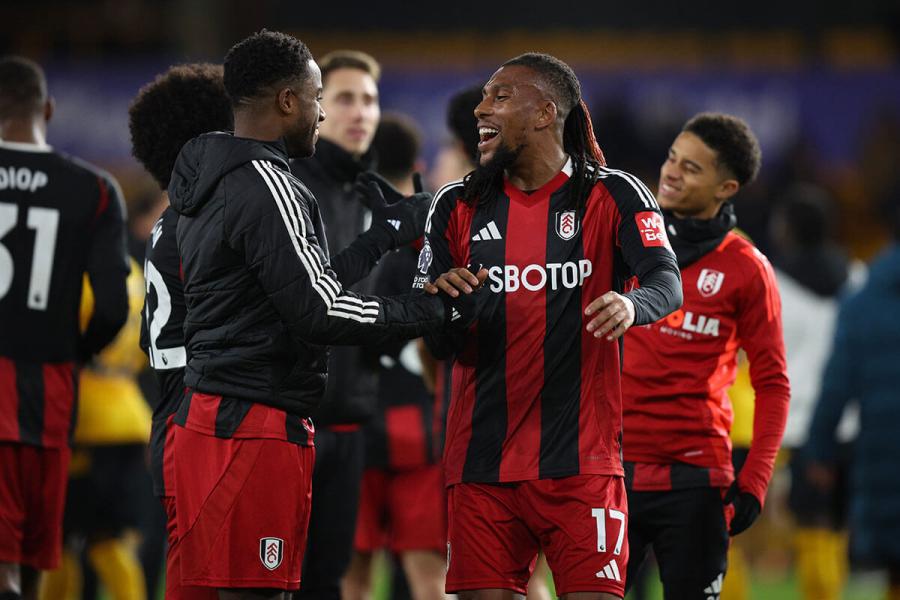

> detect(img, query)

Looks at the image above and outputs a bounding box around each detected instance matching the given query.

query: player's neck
[505,145,567,192]
[0,119,46,146]
[233,110,284,145]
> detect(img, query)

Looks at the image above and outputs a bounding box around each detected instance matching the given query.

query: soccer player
[804,191,900,600]
[166,30,481,599]
[0,56,129,600]
[620,113,790,598]
[343,114,450,600]
[771,187,858,600]
[420,53,683,599]
[288,50,385,600]
[128,62,233,600]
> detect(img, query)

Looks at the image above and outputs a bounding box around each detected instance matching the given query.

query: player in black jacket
[0,56,129,600]
[167,30,483,599]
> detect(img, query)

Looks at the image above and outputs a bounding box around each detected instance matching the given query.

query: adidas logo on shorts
[595,558,621,581]
[704,573,723,600]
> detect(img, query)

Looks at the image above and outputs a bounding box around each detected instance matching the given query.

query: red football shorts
[446,474,629,596]
[354,465,446,553]
[162,495,216,600]
[0,442,70,570]
[173,425,315,590]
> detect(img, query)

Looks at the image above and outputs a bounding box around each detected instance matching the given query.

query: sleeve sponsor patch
[635,211,669,248]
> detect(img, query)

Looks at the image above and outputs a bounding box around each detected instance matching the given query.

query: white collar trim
[562,156,573,177]
[0,140,53,153]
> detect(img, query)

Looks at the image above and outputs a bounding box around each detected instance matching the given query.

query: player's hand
[354,171,430,249]
[723,482,761,536]
[424,267,482,297]
[584,292,636,341]
[434,267,489,329]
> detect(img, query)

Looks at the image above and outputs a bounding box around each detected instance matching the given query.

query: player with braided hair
[417,53,682,599]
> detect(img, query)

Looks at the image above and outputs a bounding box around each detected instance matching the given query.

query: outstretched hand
[424,267,485,298]
[354,171,430,249]
[584,292,636,341]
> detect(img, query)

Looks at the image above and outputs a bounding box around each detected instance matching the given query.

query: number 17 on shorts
[591,507,625,582]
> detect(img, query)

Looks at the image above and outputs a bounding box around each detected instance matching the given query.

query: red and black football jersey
[0,141,129,447]
[622,232,790,504]
[417,160,677,485]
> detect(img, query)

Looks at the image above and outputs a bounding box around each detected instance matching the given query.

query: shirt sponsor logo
[697,268,725,297]
[635,211,669,248]
[555,210,580,241]
[661,309,720,338]
[0,166,48,192]
[259,537,284,571]
[488,259,592,292]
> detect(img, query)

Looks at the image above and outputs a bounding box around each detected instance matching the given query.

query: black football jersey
[140,205,188,495]
[0,142,129,362]
[0,141,129,446]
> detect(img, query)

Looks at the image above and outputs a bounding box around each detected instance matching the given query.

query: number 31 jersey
[0,141,129,447]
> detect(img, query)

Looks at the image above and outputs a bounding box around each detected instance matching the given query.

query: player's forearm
[79,271,129,360]
[624,261,683,325]
[739,386,789,506]
[331,228,392,286]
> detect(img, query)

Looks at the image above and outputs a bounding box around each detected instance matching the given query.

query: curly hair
[223,29,314,106]
[446,84,482,165]
[683,113,762,186]
[128,63,232,188]
[0,55,47,120]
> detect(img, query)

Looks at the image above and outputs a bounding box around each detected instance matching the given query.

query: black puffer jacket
[168,132,445,417]
[291,139,380,426]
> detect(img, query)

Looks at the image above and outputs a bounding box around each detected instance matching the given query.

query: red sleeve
[735,246,790,507]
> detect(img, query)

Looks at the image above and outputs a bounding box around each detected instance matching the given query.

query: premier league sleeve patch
[417,240,433,275]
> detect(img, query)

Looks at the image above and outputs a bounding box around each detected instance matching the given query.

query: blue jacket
[806,243,900,563]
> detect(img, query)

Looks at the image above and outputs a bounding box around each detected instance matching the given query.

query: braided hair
[462,53,605,211]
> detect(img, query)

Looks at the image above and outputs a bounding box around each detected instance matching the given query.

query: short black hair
[319,50,381,84]
[683,112,762,186]
[446,84,482,165]
[128,63,232,189]
[224,29,314,107]
[776,183,835,247]
[372,113,421,182]
[0,55,47,120]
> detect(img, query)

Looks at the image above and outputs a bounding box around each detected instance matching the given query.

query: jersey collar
[0,140,53,153]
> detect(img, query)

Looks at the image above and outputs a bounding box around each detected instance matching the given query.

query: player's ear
[44,97,55,123]
[715,178,740,202]
[276,87,294,115]
[535,100,557,131]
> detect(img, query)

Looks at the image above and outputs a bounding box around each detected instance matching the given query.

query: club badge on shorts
[697,268,725,298]
[260,537,284,570]
[555,210,580,241]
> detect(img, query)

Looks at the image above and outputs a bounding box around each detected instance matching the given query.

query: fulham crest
[260,537,284,570]
[697,269,725,298]
[555,210,580,241]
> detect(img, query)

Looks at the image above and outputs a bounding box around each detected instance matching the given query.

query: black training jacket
[168,132,445,417]
[291,139,380,426]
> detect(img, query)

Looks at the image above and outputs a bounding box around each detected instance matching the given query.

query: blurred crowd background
[4,1,900,598]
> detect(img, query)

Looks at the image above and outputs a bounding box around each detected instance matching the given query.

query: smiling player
[621,113,790,599]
